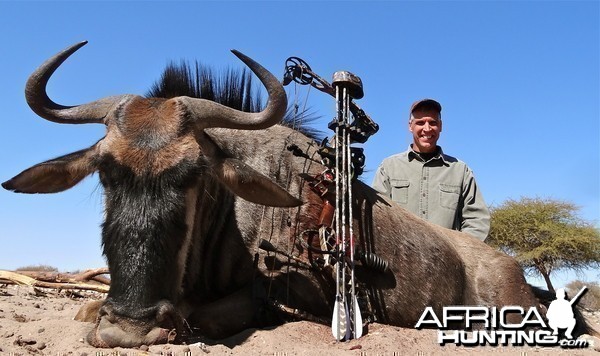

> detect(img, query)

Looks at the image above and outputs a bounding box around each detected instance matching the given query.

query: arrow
[332,295,347,341]
[352,294,363,339]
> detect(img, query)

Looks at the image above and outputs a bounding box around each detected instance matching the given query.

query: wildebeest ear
[213,157,303,207]
[2,147,97,194]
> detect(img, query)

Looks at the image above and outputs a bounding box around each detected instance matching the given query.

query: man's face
[409,108,442,153]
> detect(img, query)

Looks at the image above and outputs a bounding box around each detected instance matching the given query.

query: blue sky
[0,1,597,289]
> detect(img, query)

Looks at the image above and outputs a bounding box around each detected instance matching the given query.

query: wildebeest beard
[99,155,200,319]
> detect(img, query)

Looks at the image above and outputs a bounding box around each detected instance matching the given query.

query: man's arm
[372,163,392,198]
[460,166,491,241]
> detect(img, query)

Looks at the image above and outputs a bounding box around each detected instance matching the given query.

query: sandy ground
[1,284,599,355]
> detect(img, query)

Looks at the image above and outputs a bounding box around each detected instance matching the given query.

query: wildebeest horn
[25,41,128,124]
[179,50,287,130]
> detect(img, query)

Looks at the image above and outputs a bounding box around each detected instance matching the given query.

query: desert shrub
[15,265,58,272]
[565,280,600,311]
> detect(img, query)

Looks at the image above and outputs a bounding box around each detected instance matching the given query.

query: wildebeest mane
[147,60,322,141]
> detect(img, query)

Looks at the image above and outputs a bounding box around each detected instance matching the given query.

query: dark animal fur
[99,156,199,316]
[147,61,323,141]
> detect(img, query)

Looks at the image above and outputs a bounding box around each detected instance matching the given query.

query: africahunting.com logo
[415,287,590,349]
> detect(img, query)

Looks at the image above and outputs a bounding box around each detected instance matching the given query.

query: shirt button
[423,177,427,180]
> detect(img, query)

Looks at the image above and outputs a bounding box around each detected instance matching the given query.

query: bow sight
[283,57,379,143]
[283,57,378,176]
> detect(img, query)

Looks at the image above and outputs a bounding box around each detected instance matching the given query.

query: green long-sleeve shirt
[372,146,490,241]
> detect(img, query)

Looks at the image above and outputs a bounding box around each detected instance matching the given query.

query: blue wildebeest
[3,42,594,348]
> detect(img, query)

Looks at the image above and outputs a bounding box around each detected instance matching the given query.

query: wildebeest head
[2,41,300,347]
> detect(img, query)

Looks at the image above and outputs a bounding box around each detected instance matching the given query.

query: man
[372,99,490,241]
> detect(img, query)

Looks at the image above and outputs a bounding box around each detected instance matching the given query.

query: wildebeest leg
[75,300,104,323]
[187,272,332,339]
[186,284,267,339]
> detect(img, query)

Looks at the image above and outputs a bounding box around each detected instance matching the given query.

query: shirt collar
[408,145,447,163]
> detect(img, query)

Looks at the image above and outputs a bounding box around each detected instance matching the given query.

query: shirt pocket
[439,183,460,210]
[390,179,410,204]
